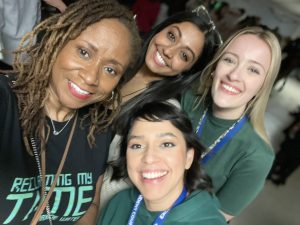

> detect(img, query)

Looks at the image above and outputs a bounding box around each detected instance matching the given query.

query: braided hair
[9,0,141,154]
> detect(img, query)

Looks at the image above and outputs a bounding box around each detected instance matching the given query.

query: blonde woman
[181,26,281,221]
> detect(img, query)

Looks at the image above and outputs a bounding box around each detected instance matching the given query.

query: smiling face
[49,18,131,110]
[145,22,205,76]
[211,34,272,119]
[126,119,194,211]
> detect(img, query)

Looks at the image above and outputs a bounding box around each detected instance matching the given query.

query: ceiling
[223,0,300,39]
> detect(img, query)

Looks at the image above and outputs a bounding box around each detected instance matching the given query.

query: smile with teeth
[142,171,168,179]
[69,81,91,95]
[222,83,240,94]
[155,51,166,66]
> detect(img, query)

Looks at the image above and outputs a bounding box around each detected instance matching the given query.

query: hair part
[111,101,213,193]
[7,0,141,154]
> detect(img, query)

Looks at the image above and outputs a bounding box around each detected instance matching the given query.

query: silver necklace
[196,108,245,158]
[45,105,75,136]
[49,116,73,135]
[30,137,53,225]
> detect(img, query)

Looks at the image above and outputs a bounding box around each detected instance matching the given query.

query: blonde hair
[195,26,282,144]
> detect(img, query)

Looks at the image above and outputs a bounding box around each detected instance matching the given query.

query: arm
[75,175,103,225]
[43,0,67,12]
[215,149,274,219]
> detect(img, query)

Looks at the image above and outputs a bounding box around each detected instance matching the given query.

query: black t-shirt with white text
[0,75,111,224]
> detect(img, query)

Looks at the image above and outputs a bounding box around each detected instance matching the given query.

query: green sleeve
[215,141,274,215]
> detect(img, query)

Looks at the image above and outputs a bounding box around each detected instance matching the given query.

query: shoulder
[104,188,137,209]
[181,90,197,109]
[0,74,13,93]
[99,188,136,224]
[169,190,227,224]
[0,74,17,110]
[237,122,274,159]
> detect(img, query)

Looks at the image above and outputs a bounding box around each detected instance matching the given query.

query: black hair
[111,101,213,193]
[118,10,222,131]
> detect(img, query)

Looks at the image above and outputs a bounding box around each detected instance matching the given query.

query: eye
[180,51,189,62]
[222,56,236,65]
[104,66,117,76]
[78,48,89,59]
[248,67,260,75]
[167,31,176,42]
[128,143,143,150]
[161,142,175,148]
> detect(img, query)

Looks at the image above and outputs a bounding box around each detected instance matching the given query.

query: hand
[43,0,67,13]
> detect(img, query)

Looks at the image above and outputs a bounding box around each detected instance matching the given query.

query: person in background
[0,0,68,70]
[181,26,281,221]
[99,101,227,225]
[0,0,141,224]
[132,0,161,37]
[100,5,223,211]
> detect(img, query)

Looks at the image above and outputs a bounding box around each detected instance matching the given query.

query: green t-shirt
[181,90,274,215]
[98,188,227,225]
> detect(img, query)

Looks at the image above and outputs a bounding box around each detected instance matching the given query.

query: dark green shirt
[98,188,227,225]
[181,90,274,215]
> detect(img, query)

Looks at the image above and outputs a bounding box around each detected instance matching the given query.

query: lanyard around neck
[127,187,187,225]
[197,110,248,164]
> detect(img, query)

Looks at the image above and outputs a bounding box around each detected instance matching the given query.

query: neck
[212,104,245,120]
[139,64,164,82]
[121,64,163,103]
[45,88,75,121]
[143,183,185,212]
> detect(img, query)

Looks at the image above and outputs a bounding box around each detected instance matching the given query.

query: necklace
[45,105,75,135]
[122,86,147,98]
[196,108,247,159]
[49,116,73,135]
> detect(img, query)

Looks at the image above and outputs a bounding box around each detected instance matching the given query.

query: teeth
[142,171,167,179]
[156,51,166,66]
[222,83,240,94]
[70,81,90,95]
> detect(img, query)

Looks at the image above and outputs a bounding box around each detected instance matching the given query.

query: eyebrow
[128,132,176,141]
[172,25,196,60]
[82,41,125,69]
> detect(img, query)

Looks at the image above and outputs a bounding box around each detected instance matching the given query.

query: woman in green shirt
[98,102,227,225]
[181,26,282,221]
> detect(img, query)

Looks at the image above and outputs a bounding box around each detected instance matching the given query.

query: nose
[80,63,100,86]
[163,45,176,59]
[141,148,159,164]
[227,66,242,81]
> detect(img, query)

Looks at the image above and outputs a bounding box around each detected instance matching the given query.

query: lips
[221,82,241,95]
[68,81,92,100]
[142,170,168,180]
[153,50,166,67]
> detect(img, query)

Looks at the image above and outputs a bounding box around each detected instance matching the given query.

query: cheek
[247,78,265,97]
[98,77,121,93]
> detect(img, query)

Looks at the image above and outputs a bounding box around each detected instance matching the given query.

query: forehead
[225,34,272,70]
[130,119,183,137]
[78,18,131,50]
[74,18,132,64]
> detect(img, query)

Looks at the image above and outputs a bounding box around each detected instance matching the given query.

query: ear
[185,148,194,170]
